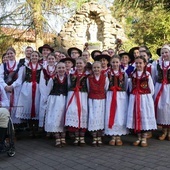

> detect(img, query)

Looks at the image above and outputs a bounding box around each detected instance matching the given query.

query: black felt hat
[67,47,82,57]
[94,54,111,62]
[38,44,54,54]
[60,57,76,67]
[91,50,102,60]
[156,48,161,56]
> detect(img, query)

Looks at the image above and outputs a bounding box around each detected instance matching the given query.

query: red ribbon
[65,86,81,128]
[108,86,121,128]
[65,71,86,128]
[30,62,38,118]
[132,86,142,133]
[7,61,16,72]
[131,71,146,133]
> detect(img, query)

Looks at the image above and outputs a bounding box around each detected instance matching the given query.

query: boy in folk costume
[105,56,129,146]
[87,61,109,146]
[60,57,75,75]
[65,57,89,146]
[38,44,54,67]
[154,45,170,141]
[119,52,135,78]
[67,47,82,59]
[16,51,43,137]
[127,56,157,147]
[45,62,68,147]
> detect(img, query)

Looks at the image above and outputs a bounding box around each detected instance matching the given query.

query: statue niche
[87,20,98,42]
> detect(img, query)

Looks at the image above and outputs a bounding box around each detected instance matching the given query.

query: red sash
[108,70,122,128]
[65,71,85,128]
[30,62,38,118]
[132,71,146,133]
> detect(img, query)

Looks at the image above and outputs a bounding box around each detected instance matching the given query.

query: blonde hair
[92,61,102,68]
[76,57,87,64]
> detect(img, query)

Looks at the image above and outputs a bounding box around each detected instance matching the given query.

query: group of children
[0,43,170,148]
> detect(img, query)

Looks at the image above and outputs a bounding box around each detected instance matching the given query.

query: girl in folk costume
[105,56,129,146]
[45,62,68,147]
[127,56,157,147]
[39,53,56,128]
[140,50,154,76]
[154,45,170,141]
[65,57,89,146]
[0,47,22,124]
[140,49,155,139]
[94,55,111,75]
[16,51,42,137]
[87,61,109,146]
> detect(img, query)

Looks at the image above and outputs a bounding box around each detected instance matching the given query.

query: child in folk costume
[154,45,170,141]
[60,57,75,75]
[127,56,157,147]
[140,50,154,76]
[16,51,42,137]
[140,49,155,139]
[65,57,89,146]
[128,47,140,67]
[38,44,54,67]
[119,52,135,78]
[94,54,111,74]
[87,61,109,146]
[105,56,129,146]
[39,53,56,128]
[45,62,68,147]
[0,47,22,124]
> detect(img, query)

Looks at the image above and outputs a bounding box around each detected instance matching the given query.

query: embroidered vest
[88,74,106,99]
[24,67,41,83]
[157,64,170,84]
[108,72,126,91]
[69,74,88,92]
[50,76,68,96]
[131,76,151,94]
[3,63,18,85]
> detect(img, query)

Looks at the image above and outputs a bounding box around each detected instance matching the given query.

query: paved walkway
[0,130,170,170]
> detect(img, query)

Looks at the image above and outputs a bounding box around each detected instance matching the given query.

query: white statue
[89,21,98,42]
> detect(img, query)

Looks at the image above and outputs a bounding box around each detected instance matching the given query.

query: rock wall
[58,1,126,52]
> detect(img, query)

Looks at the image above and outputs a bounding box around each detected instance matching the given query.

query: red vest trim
[88,74,106,99]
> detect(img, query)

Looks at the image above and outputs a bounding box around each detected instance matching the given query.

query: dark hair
[2,53,6,59]
[110,55,121,62]
[47,52,56,59]
[140,49,152,58]
[135,56,147,63]
[139,46,152,58]
[31,51,40,58]
[6,47,16,54]
[25,46,33,51]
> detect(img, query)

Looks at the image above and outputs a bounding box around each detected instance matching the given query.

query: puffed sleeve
[105,76,109,91]
[0,64,7,88]
[12,65,25,88]
[148,74,154,96]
